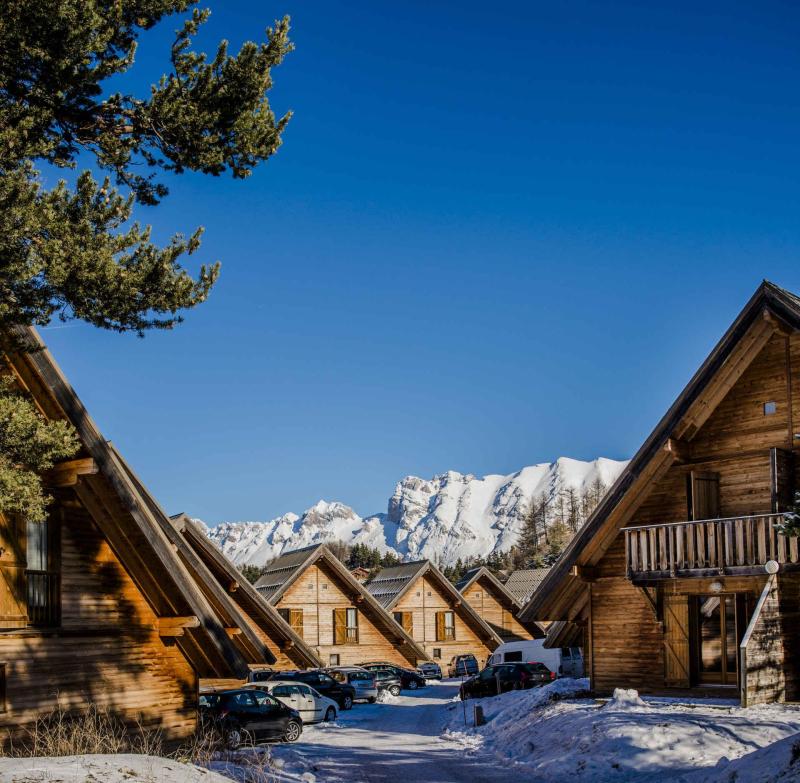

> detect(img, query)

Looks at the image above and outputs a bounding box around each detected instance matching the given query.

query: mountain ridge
[205,457,628,568]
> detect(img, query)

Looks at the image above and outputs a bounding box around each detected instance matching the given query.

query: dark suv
[357,661,426,690]
[459,662,555,700]
[199,689,302,748]
[448,654,479,677]
[264,670,356,710]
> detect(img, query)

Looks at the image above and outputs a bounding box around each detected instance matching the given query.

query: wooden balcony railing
[624,514,799,582]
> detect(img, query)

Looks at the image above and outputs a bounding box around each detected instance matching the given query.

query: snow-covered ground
[0,753,232,782]
[206,456,628,567]
[4,682,800,783]
[443,679,800,782]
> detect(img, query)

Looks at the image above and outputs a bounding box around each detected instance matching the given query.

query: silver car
[325,666,378,703]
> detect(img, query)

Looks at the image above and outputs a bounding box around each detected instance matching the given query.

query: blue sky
[43,1,800,525]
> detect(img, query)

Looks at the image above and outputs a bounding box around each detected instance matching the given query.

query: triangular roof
[504,568,551,604]
[255,544,430,665]
[521,281,800,623]
[171,513,320,668]
[366,560,504,649]
[7,326,248,678]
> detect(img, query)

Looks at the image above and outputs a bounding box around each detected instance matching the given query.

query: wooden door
[663,594,690,687]
[771,448,795,512]
[688,472,720,521]
[0,513,27,629]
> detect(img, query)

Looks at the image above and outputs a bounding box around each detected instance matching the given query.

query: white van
[487,639,584,678]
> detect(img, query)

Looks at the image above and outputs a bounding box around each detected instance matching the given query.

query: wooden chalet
[455,567,541,642]
[366,561,503,665]
[254,544,427,667]
[170,513,321,672]
[521,282,800,706]
[0,327,250,744]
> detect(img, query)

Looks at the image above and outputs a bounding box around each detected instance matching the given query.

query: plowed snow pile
[443,679,800,781]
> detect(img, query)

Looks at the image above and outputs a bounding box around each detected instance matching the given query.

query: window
[504,650,523,662]
[329,654,340,666]
[25,518,59,628]
[561,648,572,658]
[393,611,413,634]
[687,472,720,521]
[764,401,778,415]
[333,607,359,644]
[435,611,455,641]
[322,583,328,590]
[473,592,481,599]
[278,608,304,637]
[433,648,442,660]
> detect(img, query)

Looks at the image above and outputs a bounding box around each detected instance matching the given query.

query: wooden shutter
[0,514,27,630]
[402,611,413,634]
[663,594,690,688]
[333,608,347,645]
[771,448,795,512]
[435,611,445,642]
[289,609,303,637]
[689,472,720,521]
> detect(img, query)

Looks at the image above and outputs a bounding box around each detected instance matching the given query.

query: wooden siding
[275,562,411,667]
[463,580,531,642]
[393,575,495,665]
[0,498,197,744]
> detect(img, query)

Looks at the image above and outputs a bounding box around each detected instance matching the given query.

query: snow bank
[445,681,800,781]
[376,689,399,704]
[0,754,232,782]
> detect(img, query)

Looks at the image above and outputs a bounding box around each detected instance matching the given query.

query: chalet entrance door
[694,595,738,686]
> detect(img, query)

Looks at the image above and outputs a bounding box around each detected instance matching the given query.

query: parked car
[372,669,402,697]
[459,662,555,700]
[447,654,479,678]
[325,666,378,703]
[263,670,356,710]
[417,661,442,680]
[357,661,426,690]
[246,680,338,723]
[199,689,302,748]
[486,640,584,678]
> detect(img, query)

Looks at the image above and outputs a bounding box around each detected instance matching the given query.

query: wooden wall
[741,576,785,706]
[0,499,197,745]
[275,562,411,667]
[393,575,494,666]
[462,579,531,642]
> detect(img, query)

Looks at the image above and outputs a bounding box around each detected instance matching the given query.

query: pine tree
[0,2,293,522]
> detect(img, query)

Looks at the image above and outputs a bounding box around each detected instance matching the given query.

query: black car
[199,689,302,748]
[264,670,356,710]
[459,662,555,700]
[372,669,402,697]
[357,661,426,690]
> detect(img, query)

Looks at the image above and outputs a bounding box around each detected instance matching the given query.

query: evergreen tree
[0,2,293,523]
[239,563,268,584]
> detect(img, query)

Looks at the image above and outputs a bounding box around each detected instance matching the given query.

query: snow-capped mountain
[206,457,627,568]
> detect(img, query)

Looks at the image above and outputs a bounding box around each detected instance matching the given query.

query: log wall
[0,500,197,745]
[462,579,531,642]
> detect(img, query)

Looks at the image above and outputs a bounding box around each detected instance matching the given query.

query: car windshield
[199,694,219,708]
[252,692,280,708]
[328,671,346,682]
[348,671,372,681]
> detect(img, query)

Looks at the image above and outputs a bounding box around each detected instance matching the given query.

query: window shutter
[333,608,347,645]
[435,611,445,642]
[688,472,720,520]
[663,594,690,688]
[289,609,303,637]
[0,514,27,629]
[402,612,413,634]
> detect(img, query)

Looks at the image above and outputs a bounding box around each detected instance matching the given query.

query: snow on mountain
[206,457,628,568]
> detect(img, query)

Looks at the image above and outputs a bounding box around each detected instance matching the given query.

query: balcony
[624,513,800,583]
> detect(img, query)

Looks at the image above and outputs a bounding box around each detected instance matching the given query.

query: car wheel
[367,697,377,704]
[389,685,401,697]
[283,720,302,743]
[224,725,243,751]
[342,695,353,710]
[324,706,337,722]
[407,679,418,690]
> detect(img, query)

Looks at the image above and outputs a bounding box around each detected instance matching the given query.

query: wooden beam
[228,580,240,593]
[570,565,598,582]
[157,615,200,637]
[225,627,242,637]
[44,457,98,487]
